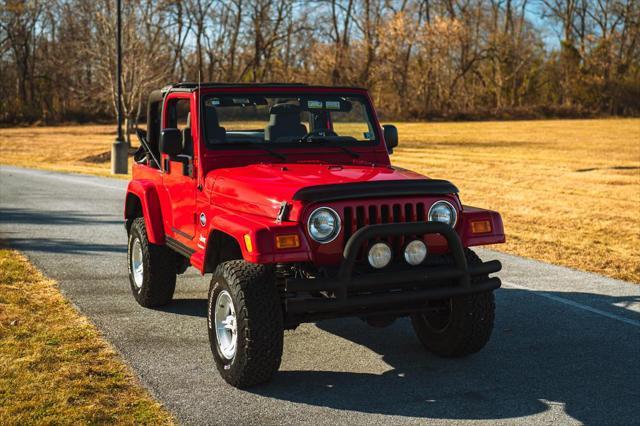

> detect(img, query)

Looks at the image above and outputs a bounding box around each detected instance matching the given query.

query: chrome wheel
[131,238,144,289]
[215,290,237,360]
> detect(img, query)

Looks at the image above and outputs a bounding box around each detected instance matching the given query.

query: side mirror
[382,124,398,154]
[159,128,182,157]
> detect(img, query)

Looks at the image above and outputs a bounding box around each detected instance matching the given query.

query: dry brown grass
[0,247,174,424]
[0,125,132,178]
[1,119,638,282]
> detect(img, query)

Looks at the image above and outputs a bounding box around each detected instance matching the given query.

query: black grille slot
[417,203,426,221]
[405,203,414,221]
[356,206,366,229]
[380,205,390,224]
[393,204,401,223]
[368,205,378,225]
[344,207,353,241]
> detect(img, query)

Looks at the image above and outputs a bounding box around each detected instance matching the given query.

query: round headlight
[368,242,392,269]
[404,240,427,265]
[307,207,341,243]
[428,201,457,227]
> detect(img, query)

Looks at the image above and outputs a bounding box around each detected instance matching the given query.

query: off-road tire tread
[210,260,283,388]
[128,217,176,307]
[411,249,495,357]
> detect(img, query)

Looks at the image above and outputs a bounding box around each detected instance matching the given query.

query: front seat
[264,103,307,142]
[205,106,227,144]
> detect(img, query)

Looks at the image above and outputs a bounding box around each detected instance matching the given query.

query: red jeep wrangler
[126,83,505,388]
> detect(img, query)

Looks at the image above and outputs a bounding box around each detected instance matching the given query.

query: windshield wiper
[260,146,287,161]
[231,142,287,161]
[334,145,360,158]
[303,137,360,158]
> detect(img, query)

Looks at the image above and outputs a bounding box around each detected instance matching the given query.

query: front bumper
[285,222,502,316]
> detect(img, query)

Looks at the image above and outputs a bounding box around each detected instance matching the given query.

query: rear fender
[125,180,165,244]
[459,206,505,247]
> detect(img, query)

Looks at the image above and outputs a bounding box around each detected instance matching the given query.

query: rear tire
[127,217,176,307]
[208,260,283,388]
[411,249,495,357]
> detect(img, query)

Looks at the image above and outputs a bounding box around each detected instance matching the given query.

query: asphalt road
[1,165,639,425]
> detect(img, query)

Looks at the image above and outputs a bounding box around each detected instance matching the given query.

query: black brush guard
[285,222,502,316]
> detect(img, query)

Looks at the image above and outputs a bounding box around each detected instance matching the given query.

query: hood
[207,163,428,219]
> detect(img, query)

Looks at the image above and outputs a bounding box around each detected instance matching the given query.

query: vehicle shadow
[155,298,207,318]
[0,207,126,254]
[0,235,126,254]
[251,288,640,424]
[0,207,122,226]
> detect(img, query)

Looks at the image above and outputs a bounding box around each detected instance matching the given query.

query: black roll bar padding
[335,222,470,300]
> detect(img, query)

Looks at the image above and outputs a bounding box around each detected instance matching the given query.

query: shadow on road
[0,235,126,254]
[155,298,208,318]
[0,207,122,226]
[0,207,125,254]
[250,288,640,424]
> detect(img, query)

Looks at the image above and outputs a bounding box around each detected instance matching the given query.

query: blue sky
[525,1,563,49]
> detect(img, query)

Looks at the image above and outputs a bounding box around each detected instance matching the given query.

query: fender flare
[125,180,165,244]
[204,212,311,267]
[206,214,267,263]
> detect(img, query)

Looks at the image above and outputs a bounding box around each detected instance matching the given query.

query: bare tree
[89,0,171,142]
[0,0,638,124]
[1,0,43,117]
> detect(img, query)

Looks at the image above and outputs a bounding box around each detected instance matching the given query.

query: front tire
[208,260,283,388]
[127,217,176,307]
[411,249,495,357]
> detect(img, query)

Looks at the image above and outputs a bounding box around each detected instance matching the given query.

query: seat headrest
[184,112,191,129]
[204,106,226,143]
[269,103,302,115]
[205,106,220,127]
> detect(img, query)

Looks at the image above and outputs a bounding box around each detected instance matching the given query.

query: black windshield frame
[200,92,381,150]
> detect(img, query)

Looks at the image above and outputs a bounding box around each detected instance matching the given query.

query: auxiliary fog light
[368,242,392,269]
[404,240,427,266]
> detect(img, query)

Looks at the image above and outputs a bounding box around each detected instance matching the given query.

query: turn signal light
[243,234,253,253]
[471,220,492,234]
[275,234,300,249]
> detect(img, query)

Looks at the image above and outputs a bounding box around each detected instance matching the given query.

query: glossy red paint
[208,163,426,221]
[126,84,505,274]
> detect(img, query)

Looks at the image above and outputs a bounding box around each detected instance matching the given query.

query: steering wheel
[301,128,338,141]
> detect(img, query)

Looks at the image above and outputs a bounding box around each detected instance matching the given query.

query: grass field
[1,119,638,282]
[0,125,127,178]
[0,247,174,424]
[392,119,640,283]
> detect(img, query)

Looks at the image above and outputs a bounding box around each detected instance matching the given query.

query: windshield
[201,93,377,147]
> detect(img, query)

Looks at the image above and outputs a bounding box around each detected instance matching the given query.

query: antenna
[197,70,203,189]
[198,69,202,134]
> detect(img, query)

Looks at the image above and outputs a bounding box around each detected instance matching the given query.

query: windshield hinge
[276,201,290,224]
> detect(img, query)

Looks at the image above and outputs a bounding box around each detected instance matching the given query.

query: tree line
[1,0,638,129]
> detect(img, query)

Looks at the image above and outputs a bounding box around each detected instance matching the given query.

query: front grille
[343,202,428,257]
